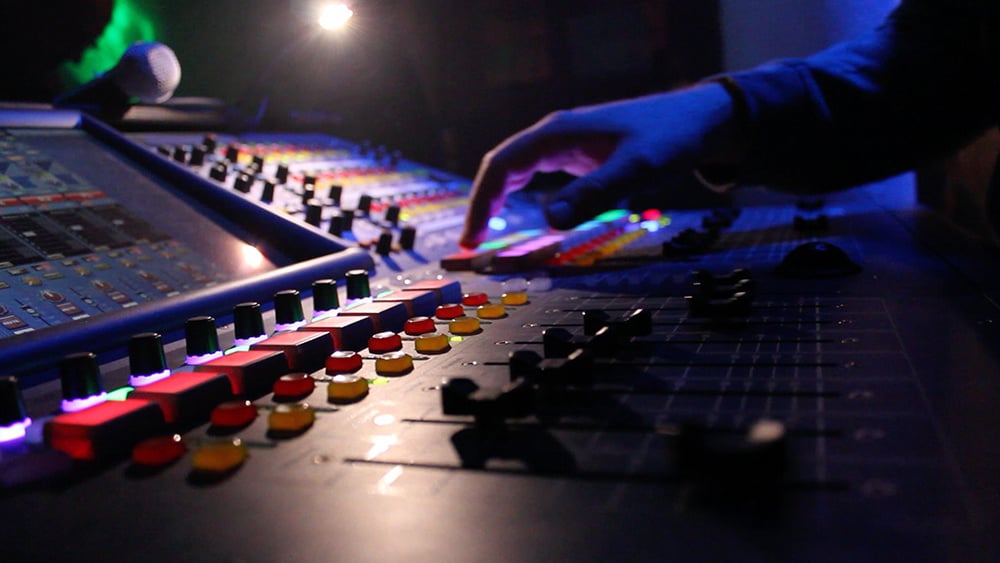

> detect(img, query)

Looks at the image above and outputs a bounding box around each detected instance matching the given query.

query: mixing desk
[0,117,997,562]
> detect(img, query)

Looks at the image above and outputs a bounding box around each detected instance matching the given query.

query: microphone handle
[53,74,132,118]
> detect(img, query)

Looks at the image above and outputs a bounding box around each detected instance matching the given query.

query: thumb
[544,154,640,229]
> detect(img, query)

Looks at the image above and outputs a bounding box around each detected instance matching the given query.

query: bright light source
[241,244,265,268]
[318,3,354,30]
[488,216,508,231]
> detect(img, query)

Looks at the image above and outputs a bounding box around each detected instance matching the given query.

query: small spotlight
[241,244,265,268]
[318,3,354,30]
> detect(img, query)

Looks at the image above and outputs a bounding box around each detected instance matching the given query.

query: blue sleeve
[723,0,998,192]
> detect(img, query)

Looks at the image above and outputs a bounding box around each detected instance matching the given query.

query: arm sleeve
[722,0,999,192]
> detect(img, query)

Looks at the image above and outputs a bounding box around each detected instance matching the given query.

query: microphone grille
[112,42,182,104]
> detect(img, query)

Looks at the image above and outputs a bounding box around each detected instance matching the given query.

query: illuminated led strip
[61,392,108,413]
[0,417,31,443]
[232,334,268,348]
[495,234,566,258]
[273,320,307,333]
[129,369,171,388]
[311,308,340,321]
[186,350,225,366]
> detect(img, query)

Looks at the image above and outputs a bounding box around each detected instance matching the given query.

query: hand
[459,83,738,249]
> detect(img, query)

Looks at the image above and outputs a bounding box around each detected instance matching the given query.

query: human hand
[459,83,737,249]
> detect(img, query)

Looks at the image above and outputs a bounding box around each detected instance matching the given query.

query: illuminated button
[191,438,248,473]
[251,330,333,372]
[476,303,506,319]
[404,316,436,335]
[325,350,363,374]
[210,400,258,428]
[129,371,234,426]
[195,350,289,398]
[327,374,369,403]
[462,292,489,306]
[0,376,30,443]
[44,399,167,461]
[273,372,315,398]
[414,332,450,354]
[300,314,374,351]
[268,402,315,433]
[368,331,402,353]
[339,301,408,333]
[501,291,528,306]
[374,289,438,317]
[449,316,481,335]
[435,303,464,320]
[403,279,463,303]
[375,351,413,376]
[132,434,186,466]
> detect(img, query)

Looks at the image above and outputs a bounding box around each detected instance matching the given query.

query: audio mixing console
[0,118,997,562]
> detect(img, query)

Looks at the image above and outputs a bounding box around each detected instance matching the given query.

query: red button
[132,434,186,466]
[462,292,489,306]
[368,331,402,353]
[435,303,465,320]
[404,316,435,335]
[210,400,258,428]
[273,372,316,397]
[325,350,363,374]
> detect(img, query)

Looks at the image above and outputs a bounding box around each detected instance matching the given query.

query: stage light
[318,3,354,30]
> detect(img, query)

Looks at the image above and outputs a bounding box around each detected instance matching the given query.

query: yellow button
[476,303,506,319]
[328,374,369,403]
[191,438,248,473]
[375,351,414,376]
[414,332,450,354]
[268,402,316,432]
[449,316,481,335]
[500,291,528,305]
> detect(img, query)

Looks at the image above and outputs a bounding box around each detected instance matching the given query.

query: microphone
[54,42,181,117]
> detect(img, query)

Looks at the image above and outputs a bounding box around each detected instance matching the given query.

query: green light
[479,240,508,250]
[368,377,391,386]
[106,386,134,401]
[628,214,641,223]
[58,0,157,85]
[593,209,630,222]
[448,336,464,343]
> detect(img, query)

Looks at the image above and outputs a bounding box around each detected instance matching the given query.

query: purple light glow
[0,417,31,443]
[61,392,108,413]
[273,320,307,333]
[129,369,172,388]
[233,334,268,348]
[186,350,225,366]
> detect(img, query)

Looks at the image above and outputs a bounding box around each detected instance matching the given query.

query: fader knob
[345,269,371,300]
[234,172,253,193]
[189,145,207,166]
[775,241,861,278]
[542,328,576,358]
[358,194,373,215]
[224,144,239,163]
[0,376,29,430]
[202,134,217,152]
[305,201,323,227]
[260,180,276,203]
[327,185,343,206]
[301,185,316,205]
[376,231,393,255]
[172,146,187,164]
[399,225,417,250]
[384,205,401,226]
[128,332,170,387]
[233,302,267,345]
[674,419,788,493]
[209,162,227,182]
[59,352,106,412]
[327,212,344,236]
[273,290,306,330]
[341,210,355,231]
[275,163,289,184]
[582,310,611,336]
[311,279,340,316]
[185,316,222,364]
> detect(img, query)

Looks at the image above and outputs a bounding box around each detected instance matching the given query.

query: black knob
[508,350,543,381]
[673,419,787,493]
[233,302,266,343]
[274,289,305,327]
[128,332,168,381]
[543,328,576,358]
[775,241,861,278]
[209,162,228,182]
[172,146,188,164]
[345,269,371,300]
[384,205,401,226]
[301,185,315,205]
[376,231,393,255]
[312,279,340,314]
[327,185,343,206]
[224,144,239,163]
[399,225,417,250]
[250,154,265,173]
[305,200,323,227]
[185,316,221,360]
[189,145,207,166]
[582,310,611,336]
[341,210,355,231]
[234,172,253,193]
[60,352,105,405]
[440,377,534,430]
[260,180,276,203]
[357,194,373,215]
[327,212,344,236]
[302,174,317,186]
[202,134,217,152]
[275,163,289,184]
[156,145,171,157]
[0,376,29,427]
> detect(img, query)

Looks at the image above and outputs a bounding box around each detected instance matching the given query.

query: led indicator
[488,217,508,231]
[0,417,31,443]
[129,368,171,388]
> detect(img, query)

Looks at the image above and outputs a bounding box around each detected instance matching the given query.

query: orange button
[132,434,186,466]
[368,331,402,353]
[375,351,414,376]
[325,350,363,374]
[210,400,257,428]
